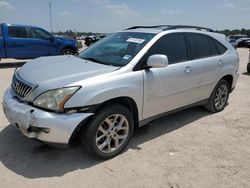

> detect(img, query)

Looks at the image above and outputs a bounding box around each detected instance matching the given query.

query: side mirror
[146,54,168,68]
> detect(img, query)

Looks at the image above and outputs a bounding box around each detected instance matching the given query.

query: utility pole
[49,1,53,33]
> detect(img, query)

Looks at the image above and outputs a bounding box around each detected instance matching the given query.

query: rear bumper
[2,88,93,144]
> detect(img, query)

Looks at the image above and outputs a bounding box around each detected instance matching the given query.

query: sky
[0,0,250,33]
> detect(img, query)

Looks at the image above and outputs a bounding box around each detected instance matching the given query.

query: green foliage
[217,28,250,37]
[53,30,107,38]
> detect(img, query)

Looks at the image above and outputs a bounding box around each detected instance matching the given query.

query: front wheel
[204,79,230,113]
[61,48,75,55]
[81,104,134,159]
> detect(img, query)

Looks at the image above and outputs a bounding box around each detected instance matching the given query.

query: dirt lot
[0,49,250,188]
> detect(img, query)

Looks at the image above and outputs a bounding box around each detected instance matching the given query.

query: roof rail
[125,25,172,30]
[125,25,214,32]
[165,25,214,32]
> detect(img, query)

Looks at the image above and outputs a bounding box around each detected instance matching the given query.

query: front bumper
[2,88,93,144]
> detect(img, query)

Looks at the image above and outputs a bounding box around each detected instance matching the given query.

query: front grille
[11,74,33,98]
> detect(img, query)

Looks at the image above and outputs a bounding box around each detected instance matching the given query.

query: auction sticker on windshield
[126,38,145,44]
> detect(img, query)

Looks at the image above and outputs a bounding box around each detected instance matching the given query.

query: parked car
[236,38,250,48]
[246,40,250,48]
[84,35,106,46]
[76,35,86,40]
[229,34,247,40]
[2,25,239,159]
[0,23,78,59]
[247,49,250,73]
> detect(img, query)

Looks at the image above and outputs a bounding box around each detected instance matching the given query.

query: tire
[247,63,250,73]
[204,79,230,113]
[61,48,75,55]
[81,104,134,159]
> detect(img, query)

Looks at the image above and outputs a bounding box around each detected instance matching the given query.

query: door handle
[218,60,224,66]
[184,66,192,73]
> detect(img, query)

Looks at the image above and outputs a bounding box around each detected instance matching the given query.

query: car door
[142,33,196,119]
[4,26,31,59]
[27,27,58,57]
[186,33,224,103]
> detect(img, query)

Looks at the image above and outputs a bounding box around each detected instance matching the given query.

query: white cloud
[88,0,106,4]
[58,10,78,18]
[70,0,106,4]
[105,3,139,19]
[0,1,15,10]
[217,2,235,8]
[241,7,250,11]
[162,9,183,15]
[59,11,72,16]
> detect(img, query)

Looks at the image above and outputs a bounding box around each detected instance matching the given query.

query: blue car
[0,23,78,59]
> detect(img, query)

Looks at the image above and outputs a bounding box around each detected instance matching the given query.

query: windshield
[79,32,155,67]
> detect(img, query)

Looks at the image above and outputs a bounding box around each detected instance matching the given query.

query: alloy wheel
[214,84,228,110]
[95,114,129,154]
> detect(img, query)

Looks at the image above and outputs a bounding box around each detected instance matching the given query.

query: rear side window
[208,37,219,56]
[213,39,227,55]
[8,26,28,38]
[148,33,188,64]
[188,33,211,59]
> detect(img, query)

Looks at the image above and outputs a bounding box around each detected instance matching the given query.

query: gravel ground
[0,49,250,188]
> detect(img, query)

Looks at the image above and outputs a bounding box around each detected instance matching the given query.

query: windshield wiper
[82,57,119,67]
[82,57,105,64]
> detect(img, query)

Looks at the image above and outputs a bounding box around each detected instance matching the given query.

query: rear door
[142,33,196,119]
[27,27,58,57]
[0,26,5,58]
[5,26,31,59]
[186,33,224,103]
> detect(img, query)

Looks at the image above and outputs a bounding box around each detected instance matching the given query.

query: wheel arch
[60,46,77,54]
[220,74,233,92]
[69,96,139,144]
[101,96,139,128]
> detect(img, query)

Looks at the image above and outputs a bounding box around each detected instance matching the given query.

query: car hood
[18,55,118,87]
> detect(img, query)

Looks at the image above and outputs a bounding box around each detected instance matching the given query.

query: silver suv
[2,25,239,158]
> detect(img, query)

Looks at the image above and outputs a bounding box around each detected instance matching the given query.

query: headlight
[33,87,80,112]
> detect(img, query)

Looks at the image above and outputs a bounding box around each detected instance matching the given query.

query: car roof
[123,25,214,34]
[121,25,227,47]
[3,23,43,30]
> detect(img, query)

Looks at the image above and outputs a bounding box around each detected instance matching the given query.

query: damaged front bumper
[2,88,93,144]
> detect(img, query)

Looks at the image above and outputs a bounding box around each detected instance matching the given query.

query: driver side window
[29,28,51,41]
[134,33,188,71]
[147,33,188,64]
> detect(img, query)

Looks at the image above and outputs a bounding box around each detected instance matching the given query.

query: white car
[2,25,239,158]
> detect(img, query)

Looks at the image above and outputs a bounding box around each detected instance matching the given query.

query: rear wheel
[81,104,134,159]
[247,63,250,73]
[204,79,230,113]
[61,48,75,55]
